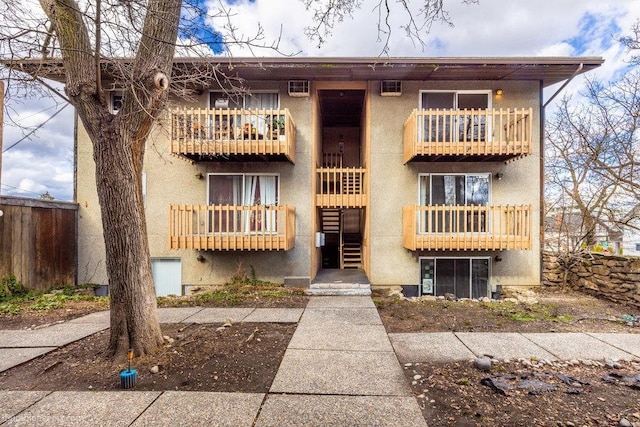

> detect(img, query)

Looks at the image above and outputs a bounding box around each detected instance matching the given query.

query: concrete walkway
[1,297,639,426]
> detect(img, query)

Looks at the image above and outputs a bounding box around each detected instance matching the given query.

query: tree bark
[39,0,182,360]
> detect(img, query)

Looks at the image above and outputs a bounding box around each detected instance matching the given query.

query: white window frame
[206,173,280,206]
[419,90,493,142]
[109,90,124,114]
[418,173,492,206]
[207,173,281,235]
[418,173,492,235]
[419,256,491,298]
[208,91,280,109]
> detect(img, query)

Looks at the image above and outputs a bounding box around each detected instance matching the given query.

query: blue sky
[1,0,639,201]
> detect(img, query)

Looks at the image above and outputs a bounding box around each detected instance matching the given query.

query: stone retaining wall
[543,252,640,309]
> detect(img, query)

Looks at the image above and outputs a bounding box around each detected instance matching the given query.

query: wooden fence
[0,196,77,291]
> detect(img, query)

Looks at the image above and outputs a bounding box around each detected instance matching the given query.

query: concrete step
[305,281,371,296]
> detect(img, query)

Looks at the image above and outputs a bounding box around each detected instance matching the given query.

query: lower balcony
[316,167,367,208]
[169,204,295,251]
[403,205,532,251]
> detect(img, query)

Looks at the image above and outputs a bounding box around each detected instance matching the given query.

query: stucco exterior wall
[368,80,541,288]
[77,81,314,286]
[76,77,541,290]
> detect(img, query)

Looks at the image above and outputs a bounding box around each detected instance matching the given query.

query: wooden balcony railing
[169,204,295,251]
[316,167,367,208]
[403,205,532,250]
[170,108,296,163]
[403,108,532,162]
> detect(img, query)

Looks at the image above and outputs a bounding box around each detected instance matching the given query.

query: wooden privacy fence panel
[403,204,532,251]
[403,108,532,162]
[0,197,77,291]
[169,204,295,251]
[170,108,296,162]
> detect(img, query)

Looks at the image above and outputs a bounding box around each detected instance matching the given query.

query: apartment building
[75,57,603,297]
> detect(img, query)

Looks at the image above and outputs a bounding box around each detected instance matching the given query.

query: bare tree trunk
[94,117,164,359]
[38,0,181,360]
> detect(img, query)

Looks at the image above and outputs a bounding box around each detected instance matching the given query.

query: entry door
[151,258,182,297]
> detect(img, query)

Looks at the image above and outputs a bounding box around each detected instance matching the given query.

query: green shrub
[0,275,30,302]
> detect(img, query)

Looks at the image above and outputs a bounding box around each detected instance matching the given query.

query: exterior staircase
[342,235,362,269]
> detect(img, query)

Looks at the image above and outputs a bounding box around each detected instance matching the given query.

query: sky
[1,0,639,202]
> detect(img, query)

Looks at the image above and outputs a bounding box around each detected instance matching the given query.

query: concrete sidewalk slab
[0,347,57,372]
[131,391,264,427]
[182,308,255,324]
[524,333,636,361]
[389,332,475,363]
[0,323,106,348]
[288,323,393,352]
[255,395,426,427]
[157,307,204,324]
[242,308,304,323]
[298,307,382,326]
[0,391,49,424]
[455,332,557,361]
[587,333,640,359]
[5,391,160,427]
[66,311,110,325]
[306,296,375,308]
[270,349,410,396]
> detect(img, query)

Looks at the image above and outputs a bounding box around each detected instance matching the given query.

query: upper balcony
[170,108,296,163]
[169,204,295,251]
[316,167,367,208]
[403,108,532,163]
[402,204,532,251]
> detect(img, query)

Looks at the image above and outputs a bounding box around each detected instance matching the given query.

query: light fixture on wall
[496,89,504,95]
[495,172,504,180]
[195,172,204,180]
[196,253,205,262]
[494,255,503,262]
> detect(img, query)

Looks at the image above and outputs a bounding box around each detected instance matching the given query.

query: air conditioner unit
[381,80,402,96]
[288,80,310,97]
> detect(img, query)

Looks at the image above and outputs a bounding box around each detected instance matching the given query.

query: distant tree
[0,0,472,361]
[545,69,640,254]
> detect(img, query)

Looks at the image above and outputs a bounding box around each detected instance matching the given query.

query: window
[381,80,402,96]
[209,91,279,110]
[110,91,124,114]
[209,92,280,138]
[419,91,491,142]
[636,243,640,251]
[208,173,279,233]
[288,80,310,97]
[419,174,490,233]
[420,257,490,298]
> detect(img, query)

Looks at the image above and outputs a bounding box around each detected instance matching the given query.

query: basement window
[420,257,490,299]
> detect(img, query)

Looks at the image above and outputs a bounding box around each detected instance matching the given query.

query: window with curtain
[419,174,490,233]
[208,174,279,233]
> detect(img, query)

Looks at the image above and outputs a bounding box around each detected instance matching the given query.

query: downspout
[540,63,584,284]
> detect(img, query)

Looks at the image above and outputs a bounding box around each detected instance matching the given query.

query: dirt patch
[376,288,640,334]
[405,360,640,426]
[0,323,295,393]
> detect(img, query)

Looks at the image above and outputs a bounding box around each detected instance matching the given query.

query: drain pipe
[540,63,584,285]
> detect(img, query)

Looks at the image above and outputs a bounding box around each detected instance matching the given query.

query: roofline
[172,56,605,65]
